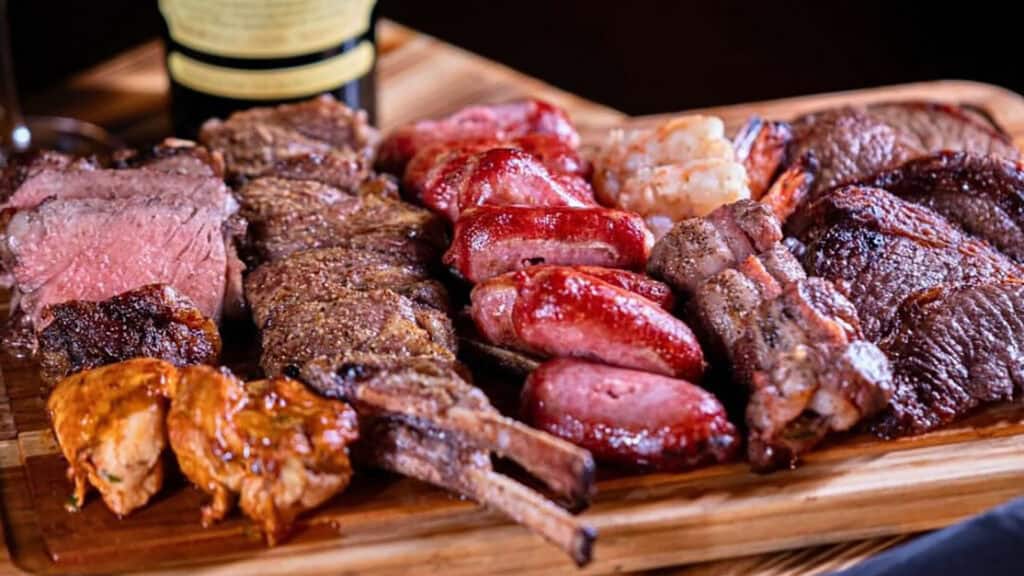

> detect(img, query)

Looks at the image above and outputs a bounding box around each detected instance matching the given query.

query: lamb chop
[756,101,1019,222]
[648,200,893,469]
[37,284,221,386]
[301,352,596,565]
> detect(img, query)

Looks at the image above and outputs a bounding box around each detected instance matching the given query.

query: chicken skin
[166,365,359,544]
[47,358,178,516]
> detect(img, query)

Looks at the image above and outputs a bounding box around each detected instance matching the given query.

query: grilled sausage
[522,359,738,470]
[446,205,654,283]
[470,266,703,380]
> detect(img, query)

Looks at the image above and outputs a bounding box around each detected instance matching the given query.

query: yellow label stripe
[167,42,374,101]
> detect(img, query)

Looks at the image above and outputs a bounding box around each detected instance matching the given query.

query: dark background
[7,1,1023,115]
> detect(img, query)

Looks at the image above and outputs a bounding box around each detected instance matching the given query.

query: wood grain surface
[4,19,1024,576]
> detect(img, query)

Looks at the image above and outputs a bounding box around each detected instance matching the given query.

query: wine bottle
[158,0,377,138]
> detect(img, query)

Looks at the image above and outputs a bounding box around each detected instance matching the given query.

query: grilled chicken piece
[38,284,221,386]
[733,118,792,199]
[376,98,580,176]
[403,139,594,222]
[522,359,738,471]
[734,278,893,469]
[301,352,597,565]
[470,266,704,380]
[648,199,782,296]
[445,205,654,283]
[199,95,376,189]
[48,358,177,516]
[167,365,358,545]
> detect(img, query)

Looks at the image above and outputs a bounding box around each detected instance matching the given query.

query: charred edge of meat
[761,151,819,225]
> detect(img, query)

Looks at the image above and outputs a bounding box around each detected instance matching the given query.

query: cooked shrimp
[593,115,751,237]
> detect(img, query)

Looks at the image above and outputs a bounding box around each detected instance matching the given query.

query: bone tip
[566,452,598,513]
[571,524,598,567]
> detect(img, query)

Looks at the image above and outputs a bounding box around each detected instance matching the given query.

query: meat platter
[3,80,1024,576]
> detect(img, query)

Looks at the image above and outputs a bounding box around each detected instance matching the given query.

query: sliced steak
[199,95,376,189]
[855,151,1024,262]
[237,175,446,263]
[874,282,1024,437]
[770,102,1020,220]
[0,150,98,205]
[797,186,1024,341]
[37,284,221,386]
[4,192,240,328]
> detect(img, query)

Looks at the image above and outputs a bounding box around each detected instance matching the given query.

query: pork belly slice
[38,284,221,386]
[470,266,704,380]
[648,199,782,296]
[445,205,654,283]
[377,98,580,176]
[403,138,593,222]
[522,359,738,471]
[3,192,242,329]
[237,175,447,264]
[48,358,178,516]
[873,282,1024,437]
[734,278,893,470]
[168,365,359,545]
[199,94,377,189]
[797,186,1024,342]
[301,353,597,564]
[853,151,1024,262]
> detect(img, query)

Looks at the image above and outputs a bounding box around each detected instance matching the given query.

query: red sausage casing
[522,359,739,470]
[470,266,703,380]
[445,205,655,283]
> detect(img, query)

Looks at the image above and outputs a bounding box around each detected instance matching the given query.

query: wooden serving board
[4,43,1024,574]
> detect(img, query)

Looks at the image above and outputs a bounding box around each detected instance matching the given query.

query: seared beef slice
[2,169,243,327]
[875,282,1024,437]
[797,186,1023,342]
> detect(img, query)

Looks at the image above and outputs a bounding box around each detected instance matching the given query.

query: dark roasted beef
[855,151,1024,262]
[37,284,221,386]
[796,186,1024,342]
[874,282,1024,437]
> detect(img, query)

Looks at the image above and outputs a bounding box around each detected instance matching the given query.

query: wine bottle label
[159,0,375,59]
[167,41,374,100]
